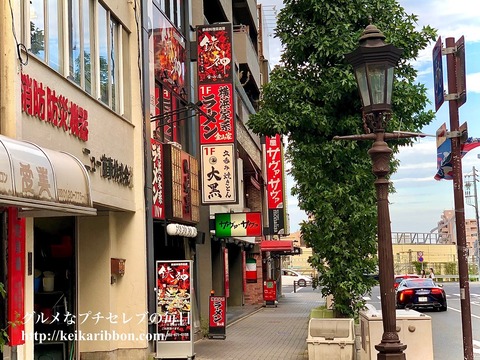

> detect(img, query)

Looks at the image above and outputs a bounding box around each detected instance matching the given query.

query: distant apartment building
[438,210,477,256]
[281,230,315,276]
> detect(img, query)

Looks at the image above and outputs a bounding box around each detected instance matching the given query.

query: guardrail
[435,275,480,282]
[293,279,313,293]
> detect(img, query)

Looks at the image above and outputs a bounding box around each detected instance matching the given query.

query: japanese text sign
[215,212,262,237]
[197,24,233,84]
[201,144,237,204]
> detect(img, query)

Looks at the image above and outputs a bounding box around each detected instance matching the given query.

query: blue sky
[259,0,480,233]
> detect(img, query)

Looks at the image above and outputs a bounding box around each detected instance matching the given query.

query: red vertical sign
[151,139,165,220]
[7,207,25,345]
[197,23,237,205]
[266,135,285,234]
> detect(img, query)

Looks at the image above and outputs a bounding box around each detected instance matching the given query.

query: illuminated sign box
[215,212,262,237]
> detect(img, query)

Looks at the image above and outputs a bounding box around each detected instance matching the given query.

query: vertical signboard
[152,139,165,220]
[456,36,467,108]
[201,144,236,204]
[156,261,194,358]
[432,37,444,112]
[163,144,200,224]
[265,135,285,235]
[7,207,25,345]
[197,23,237,205]
[153,9,186,97]
[208,295,226,339]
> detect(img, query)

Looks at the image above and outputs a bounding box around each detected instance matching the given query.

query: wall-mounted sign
[197,24,233,84]
[215,212,262,237]
[152,139,165,220]
[201,144,237,204]
[152,8,186,98]
[198,83,235,144]
[197,23,237,206]
[21,73,89,141]
[265,135,285,235]
[82,149,132,187]
[163,144,200,223]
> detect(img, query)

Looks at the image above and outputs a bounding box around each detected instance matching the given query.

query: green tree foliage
[248,0,436,317]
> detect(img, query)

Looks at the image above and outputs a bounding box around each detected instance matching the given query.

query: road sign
[456,36,466,107]
[432,37,444,112]
[417,251,424,262]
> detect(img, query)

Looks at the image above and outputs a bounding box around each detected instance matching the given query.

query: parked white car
[281,269,312,286]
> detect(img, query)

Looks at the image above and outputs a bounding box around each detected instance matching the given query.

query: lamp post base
[375,339,407,360]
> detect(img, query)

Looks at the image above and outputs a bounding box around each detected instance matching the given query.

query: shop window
[26,0,128,115]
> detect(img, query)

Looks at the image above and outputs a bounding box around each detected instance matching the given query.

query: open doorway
[33,217,76,360]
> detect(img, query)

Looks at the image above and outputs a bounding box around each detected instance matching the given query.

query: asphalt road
[365,282,480,359]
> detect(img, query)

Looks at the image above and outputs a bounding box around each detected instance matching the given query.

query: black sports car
[396,278,447,311]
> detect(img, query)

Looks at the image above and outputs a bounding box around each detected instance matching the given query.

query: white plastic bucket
[43,271,55,292]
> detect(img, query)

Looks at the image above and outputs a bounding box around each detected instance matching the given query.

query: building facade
[1,0,287,359]
[1,0,149,359]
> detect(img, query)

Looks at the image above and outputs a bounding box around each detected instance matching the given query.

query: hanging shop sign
[163,144,200,223]
[152,8,186,98]
[152,139,165,220]
[156,260,194,359]
[265,135,286,235]
[197,23,238,206]
[214,212,262,237]
[197,23,233,84]
[21,73,89,141]
[198,83,235,144]
[201,144,237,204]
[0,135,95,216]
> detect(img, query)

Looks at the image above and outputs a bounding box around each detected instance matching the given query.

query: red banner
[197,24,233,84]
[7,207,25,346]
[198,83,234,144]
[266,135,284,209]
[151,139,165,220]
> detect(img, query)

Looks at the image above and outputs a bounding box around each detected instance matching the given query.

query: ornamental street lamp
[336,23,410,359]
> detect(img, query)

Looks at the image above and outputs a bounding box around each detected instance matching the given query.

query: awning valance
[260,240,293,252]
[0,135,96,217]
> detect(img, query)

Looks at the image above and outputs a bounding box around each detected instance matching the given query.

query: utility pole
[465,166,480,274]
[445,36,473,360]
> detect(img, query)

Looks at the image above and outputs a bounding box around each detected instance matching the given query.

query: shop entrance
[33,217,76,360]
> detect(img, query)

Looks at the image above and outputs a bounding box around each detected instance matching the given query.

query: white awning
[0,135,96,217]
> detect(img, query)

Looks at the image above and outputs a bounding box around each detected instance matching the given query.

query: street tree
[248,0,436,317]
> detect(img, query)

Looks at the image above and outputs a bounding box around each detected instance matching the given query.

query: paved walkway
[194,288,325,360]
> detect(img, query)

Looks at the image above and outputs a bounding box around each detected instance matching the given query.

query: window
[30,0,63,72]
[27,0,128,114]
[153,0,185,30]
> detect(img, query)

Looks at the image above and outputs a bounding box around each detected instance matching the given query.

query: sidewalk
[194,287,325,360]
